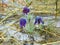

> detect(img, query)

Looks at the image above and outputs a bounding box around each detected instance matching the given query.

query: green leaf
[25,22,35,33]
[26,0,31,3]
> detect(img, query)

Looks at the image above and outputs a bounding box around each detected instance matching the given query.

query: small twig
[42,41,60,45]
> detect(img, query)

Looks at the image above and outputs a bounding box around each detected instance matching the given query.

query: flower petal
[23,7,30,14]
[20,18,27,27]
[34,16,44,24]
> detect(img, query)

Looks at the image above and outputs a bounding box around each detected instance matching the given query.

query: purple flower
[20,18,27,28]
[23,7,30,14]
[34,16,44,24]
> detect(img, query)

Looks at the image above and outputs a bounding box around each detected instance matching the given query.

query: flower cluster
[20,7,44,29]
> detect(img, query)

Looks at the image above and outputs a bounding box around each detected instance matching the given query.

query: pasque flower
[20,18,27,28]
[23,7,30,14]
[34,16,44,24]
